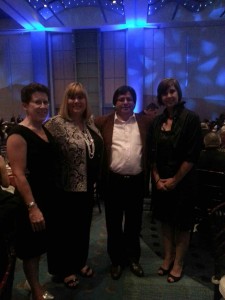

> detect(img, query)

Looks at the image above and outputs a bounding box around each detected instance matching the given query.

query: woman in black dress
[7,83,57,300]
[149,78,202,283]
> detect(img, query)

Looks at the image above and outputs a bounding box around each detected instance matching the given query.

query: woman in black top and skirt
[149,78,202,283]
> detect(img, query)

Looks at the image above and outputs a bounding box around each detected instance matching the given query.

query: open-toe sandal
[158,266,170,276]
[79,266,94,278]
[64,276,79,289]
[158,261,174,276]
[167,273,182,283]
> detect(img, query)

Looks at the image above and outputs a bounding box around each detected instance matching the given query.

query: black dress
[8,125,59,259]
[149,103,202,230]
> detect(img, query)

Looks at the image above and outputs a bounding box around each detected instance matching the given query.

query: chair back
[197,168,225,211]
[210,202,225,300]
[196,170,225,300]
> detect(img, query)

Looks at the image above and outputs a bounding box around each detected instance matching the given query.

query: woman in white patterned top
[45,82,103,289]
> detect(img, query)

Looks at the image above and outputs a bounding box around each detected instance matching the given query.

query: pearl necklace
[83,128,95,159]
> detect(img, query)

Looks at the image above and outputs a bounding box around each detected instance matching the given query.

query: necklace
[83,128,95,159]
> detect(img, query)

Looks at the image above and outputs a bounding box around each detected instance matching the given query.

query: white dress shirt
[110,113,143,175]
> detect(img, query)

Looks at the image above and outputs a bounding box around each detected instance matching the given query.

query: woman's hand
[28,206,46,232]
[163,177,177,191]
[156,177,177,191]
[156,179,168,191]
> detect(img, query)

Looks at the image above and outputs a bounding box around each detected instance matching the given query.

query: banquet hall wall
[0,25,225,121]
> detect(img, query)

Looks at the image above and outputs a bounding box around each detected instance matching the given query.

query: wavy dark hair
[157,78,182,106]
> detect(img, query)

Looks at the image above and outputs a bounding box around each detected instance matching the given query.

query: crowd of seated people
[196,131,225,215]
[201,112,225,133]
[0,115,23,146]
[198,131,225,171]
[218,126,225,149]
[197,123,225,297]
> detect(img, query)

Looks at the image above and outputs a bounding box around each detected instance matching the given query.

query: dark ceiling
[0,0,225,32]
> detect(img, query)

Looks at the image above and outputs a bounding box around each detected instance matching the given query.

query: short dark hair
[157,78,182,106]
[21,82,50,104]
[113,85,136,106]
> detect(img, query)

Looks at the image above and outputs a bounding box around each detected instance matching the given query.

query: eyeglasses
[117,96,134,102]
[30,100,49,106]
[68,96,85,101]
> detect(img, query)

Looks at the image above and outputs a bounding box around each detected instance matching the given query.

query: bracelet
[155,178,160,184]
[27,201,37,209]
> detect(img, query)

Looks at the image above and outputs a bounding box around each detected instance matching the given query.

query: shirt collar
[114,113,136,123]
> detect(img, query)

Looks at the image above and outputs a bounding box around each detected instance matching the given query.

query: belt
[109,171,143,180]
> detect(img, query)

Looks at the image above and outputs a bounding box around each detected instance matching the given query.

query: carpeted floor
[11,204,215,300]
[141,209,215,290]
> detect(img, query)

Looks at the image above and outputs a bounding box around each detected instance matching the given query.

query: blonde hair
[58,82,91,121]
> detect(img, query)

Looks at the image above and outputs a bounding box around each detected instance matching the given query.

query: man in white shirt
[95,85,151,280]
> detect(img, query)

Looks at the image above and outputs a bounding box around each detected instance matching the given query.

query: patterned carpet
[11,204,214,300]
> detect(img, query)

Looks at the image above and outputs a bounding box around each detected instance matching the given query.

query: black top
[148,102,202,230]
[9,125,58,204]
[149,102,202,170]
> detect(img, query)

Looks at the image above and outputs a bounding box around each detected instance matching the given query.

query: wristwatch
[27,201,37,209]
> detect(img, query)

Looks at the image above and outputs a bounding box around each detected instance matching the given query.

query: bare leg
[169,230,190,278]
[23,256,43,300]
[160,223,176,270]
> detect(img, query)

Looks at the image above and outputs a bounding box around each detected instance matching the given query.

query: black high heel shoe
[167,272,183,283]
[158,261,174,276]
